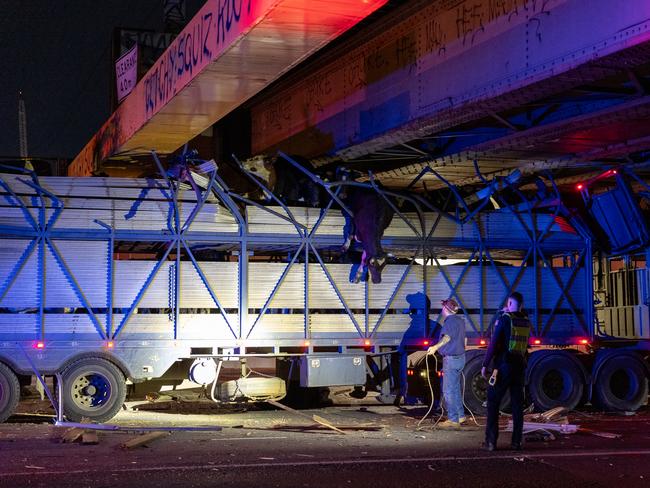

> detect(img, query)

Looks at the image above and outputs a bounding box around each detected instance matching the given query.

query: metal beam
[69,0,389,176]
[250,0,650,164]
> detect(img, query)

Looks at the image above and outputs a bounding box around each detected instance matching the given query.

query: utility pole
[18,91,28,158]
[18,91,33,171]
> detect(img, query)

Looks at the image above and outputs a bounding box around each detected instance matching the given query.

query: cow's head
[241,155,273,184]
[367,255,388,283]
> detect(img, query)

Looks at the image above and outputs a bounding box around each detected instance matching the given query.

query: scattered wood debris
[577,427,622,439]
[506,407,578,438]
[269,423,382,432]
[507,406,621,440]
[120,431,170,449]
[524,406,569,424]
[508,420,579,435]
[81,431,99,445]
[59,427,86,444]
[267,400,346,435]
[56,417,101,444]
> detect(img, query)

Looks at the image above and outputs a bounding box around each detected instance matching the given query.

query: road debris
[270,423,381,432]
[81,431,100,445]
[578,428,622,439]
[59,427,86,444]
[507,407,579,438]
[121,431,170,449]
[508,420,579,435]
[267,400,347,435]
[510,407,621,440]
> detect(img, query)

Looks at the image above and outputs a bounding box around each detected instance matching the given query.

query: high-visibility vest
[503,312,531,355]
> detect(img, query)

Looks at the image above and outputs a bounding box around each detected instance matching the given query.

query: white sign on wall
[115,44,138,103]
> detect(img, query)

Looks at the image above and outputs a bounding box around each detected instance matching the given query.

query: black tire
[462,357,510,416]
[593,355,649,412]
[0,362,20,423]
[59,357,126,423]
[528,354,584,411]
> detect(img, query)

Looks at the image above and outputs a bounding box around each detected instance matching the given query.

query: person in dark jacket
[481,291,531,451]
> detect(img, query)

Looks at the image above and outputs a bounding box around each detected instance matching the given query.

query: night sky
[0,1,201,160]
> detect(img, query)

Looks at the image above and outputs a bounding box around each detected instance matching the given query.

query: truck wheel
[0,363,20,423]
[462,358,510,416]
[59,358,126,423]
[594,355,648,412]
[528,354,583,411]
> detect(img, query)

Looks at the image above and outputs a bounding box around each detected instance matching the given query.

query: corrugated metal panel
[0,240,38,308]
[0,314,38,338]
[248,263,305,309]
[246,205,575,244]
[0,175,238,234]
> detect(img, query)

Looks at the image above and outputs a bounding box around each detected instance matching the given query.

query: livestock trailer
[0,165,647,422]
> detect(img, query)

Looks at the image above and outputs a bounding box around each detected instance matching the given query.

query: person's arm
[481,318,507,377]
[427,334,450,354]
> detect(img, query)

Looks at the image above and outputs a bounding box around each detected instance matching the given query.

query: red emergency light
[479,339,487,346]
[106,341,115,349]
[423,340,430,346]
[364,339,371,346]
[576,183,584,191]
[578,338,589,345]
[532,338,542,345]
[33,341,45,349]
[304,340,311,347]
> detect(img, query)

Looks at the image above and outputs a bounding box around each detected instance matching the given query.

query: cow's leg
[307,183,320,207]
[341,215,355,252]
[353,250,368,283]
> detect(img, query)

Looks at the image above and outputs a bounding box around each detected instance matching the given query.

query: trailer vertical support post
[93,219,115,339]
[38,235,45,340]
[106,231,115,337]
[304,232,309,340]
[239,234,248,341]
[533,234,540,337]
[479,245,484,335]
[36,173,46,340]
[365,277,369,337]
[175,237,180,340]
[586,238,595,338]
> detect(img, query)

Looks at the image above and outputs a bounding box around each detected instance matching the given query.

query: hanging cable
[417,354,444,429]
[461,371,483,426]
[416,354,485,430]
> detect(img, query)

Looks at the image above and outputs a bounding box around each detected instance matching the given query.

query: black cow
[341,185,395,284]
[241,154,321,206]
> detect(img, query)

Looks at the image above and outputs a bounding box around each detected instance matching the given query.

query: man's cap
[441,298,459,314]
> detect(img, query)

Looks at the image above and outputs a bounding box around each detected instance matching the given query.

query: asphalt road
[1,399,649,488]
